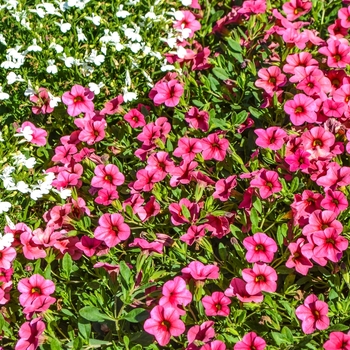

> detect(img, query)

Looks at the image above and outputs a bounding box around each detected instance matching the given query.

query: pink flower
[283,52,318,74]
[169,198,201,226]
[16,121,47,146]
[283,0,312,21]
[173,137,203,161]
[151,79,184,107]
[323,332,350,350]
[285,149,311,172]
[0,247,16,269]
[243,233,277,263]
[75,236,103,257]
[255,66,287,94]
[18,274,55,307]
[94,213,130,247]
[78,119,107,145]
[180,225,206,246]
[312,227,348,263]
[185,107,209,131]
[187,321,215,344]
[182,261,219,280]
[15,317,46,350]
[30,88,55,115]
[91,164,125,191]
[295,294,329,334]
[52,143,78,164]
[250,170,282,199]
[201,340,227,350]
[129,238,163,255]
[201,133,229,161]
[133,168,163,192]
[284,94,317,126]
[124,109,146,128]
[202,292,231,317]
[254,127,287,150]
[234,332,266,350]
[338,6,350,28]
[144,305,185,346]
[301,126,335,159]
[286,238,313,275]
[213,175,237,202]
[302,210,343,237]
[224,278,263,303]
[321,189,348,215]
[101,95,123,115]
[173,11,201,38]
[159,277,192,313]
[238,0,267,14]
[318,39,350,68]
[242,263,277,295]
[62,85,94,116]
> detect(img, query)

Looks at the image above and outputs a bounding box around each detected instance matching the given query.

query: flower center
[313,139,323,147]
[112,226,119,233]
[332,78,340,87]
[295,106,304,113]
[74,96,83,103]
[326,238,335,245]
[255,275,265,282]
[104,175,113,182]
[334,54,341,62]
[255,244,265,251]
[266,182,273,189]
[31,287,41,294]
[294,7,303,14]
[269,77,276,84]
[161,320,171,330]
[313,310,320,320]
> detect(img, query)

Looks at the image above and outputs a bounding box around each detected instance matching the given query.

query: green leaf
[78,317,91,339]
[123,308,149,323]
[250,208,259,227]
[72,336,83,350]
[233,110,248,125]
[252,197,262,214]
[119,260,131,285]
[50,338,62,350]
[181,204,191,221]
[328,324,349,332]
[62,253,72,278]
[79,306,114,322]
[212,67,230,81]
[227,38,242,52]
[290,176,300,193]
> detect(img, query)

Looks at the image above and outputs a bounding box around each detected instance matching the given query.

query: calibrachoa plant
[3,0,350,349]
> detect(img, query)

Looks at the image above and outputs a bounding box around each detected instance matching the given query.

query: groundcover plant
[2,0,350,349]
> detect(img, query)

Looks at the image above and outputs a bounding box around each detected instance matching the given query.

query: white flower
[0,232,14,250]
[7,72,24,84]
[0,132,4,141]
[88,82,104,95]
[47,60,58,74]
[145,7,157,20]
[0,34,6,46]
[1,46,25,69]
[52,188,72,199]
[41,3,61,15]
[0,202,11,214]
[24,80,35,96]
[161,64,176,72]
[0,86,9,100]
[116,5,130,18]
[123,27,142,42]
[5,215,15,230]
[55,20,71,33]
[48,92,61,108]
[128,43,142,53]
[16,181,30,193]
[15,125,33,142]
[115,43,124,51]
[49,43,64,53]
[29,6,46,17]
[101,45,107,55]
[30,189,45,200]
[27,39,42,52]
[85,13,101,26]
[181,0,192,5]
[122,87,137,102]
[77,27,87,42]
[86,50,104,66]
[174,11,185,21]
